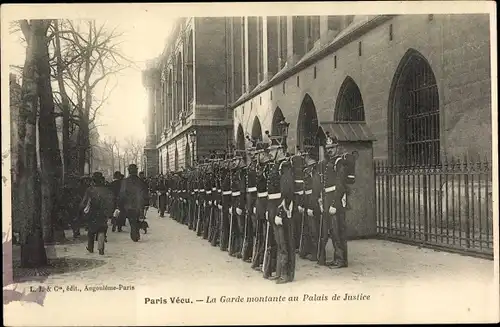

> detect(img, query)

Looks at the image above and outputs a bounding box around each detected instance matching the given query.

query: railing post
[464,154,471,248]
[422,166,429,243]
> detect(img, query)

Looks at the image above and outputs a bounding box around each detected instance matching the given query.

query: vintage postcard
[2,1,498,325]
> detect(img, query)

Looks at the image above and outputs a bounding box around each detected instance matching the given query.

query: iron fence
[374,156,493,259]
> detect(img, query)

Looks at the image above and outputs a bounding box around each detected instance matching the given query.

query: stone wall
[233,14,492,161]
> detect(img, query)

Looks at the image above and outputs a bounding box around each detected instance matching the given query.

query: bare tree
[122,135,145,167]
[17,19,50,267]
[48,19,134,176]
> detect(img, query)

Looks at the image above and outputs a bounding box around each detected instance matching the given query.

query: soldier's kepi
[228,149,246,258]
[243,136,258,263]
[317,131,358,268]
[251,141,270,271]
[262,130,296,284]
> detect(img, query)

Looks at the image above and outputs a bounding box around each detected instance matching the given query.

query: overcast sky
[3,2,491,146]
[4,9,176,146]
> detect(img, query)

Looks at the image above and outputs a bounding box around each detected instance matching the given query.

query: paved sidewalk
[10,209,494,286]
[5,209,497,325]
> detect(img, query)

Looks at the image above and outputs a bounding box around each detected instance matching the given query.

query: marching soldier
[157,174,167,218]
[243,138,258,263]
[301,153,320,261]
[236,152,248,260]
[251,142,269,271]
[196,161,206,236]
[291,146,306,254]
[262,138,279,280]
[210,154,223,247]
[220,153,232,251]
[275,152,296,284]
[188,166,197,230]
[228,152,245,258]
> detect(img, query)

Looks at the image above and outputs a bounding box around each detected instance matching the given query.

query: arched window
[167,69,173,127]
[159,151,163,174]
[166,152,170,172]
[297,94,319,150]
[186,30,194,112]
[176,53,183,120]
[185,139,191,167]
[174,146,179,171]
[334,76,365,122]
[251,117,263,141]
[271,107,286,136]
[389,49,440,166]
[236,124,245,150]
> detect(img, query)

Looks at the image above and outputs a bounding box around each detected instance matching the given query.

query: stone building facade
[142,17,233,176]
[144,14,492,175]
[232,14,492,164]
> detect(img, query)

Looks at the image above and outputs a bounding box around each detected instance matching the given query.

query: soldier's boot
[317,237,328,266]
[235,236,243,258]
[211,215,220,247]
[307,243,318,262]
[203,218,210,240]
[298,235,310,259]
[276,260,291,284]
[262,246,272,279]
[268,251,279,280]
[242,236,253,262]
[196,217,203,236]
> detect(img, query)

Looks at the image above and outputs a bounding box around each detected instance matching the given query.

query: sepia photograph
[2,2,498,325]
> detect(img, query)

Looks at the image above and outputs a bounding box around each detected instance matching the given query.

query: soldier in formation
[161,128,358,282]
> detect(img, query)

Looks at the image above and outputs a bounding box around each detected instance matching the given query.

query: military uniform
[263,153,280,279]
[229,157,244,258]
[303,159,321,261]
[274,157,296,283]
[244,155,257,263]
[157,175,167,217]
[220,158,232,251]
[291,152,306,254]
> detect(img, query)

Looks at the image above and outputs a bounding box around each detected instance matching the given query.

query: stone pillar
[243,17,250,94]
[265,16,279,79]
[142,65,160,177]
[286,16,295,65]
[320,16,329,37]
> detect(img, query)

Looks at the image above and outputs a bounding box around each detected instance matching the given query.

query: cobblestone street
[5,209,497,325]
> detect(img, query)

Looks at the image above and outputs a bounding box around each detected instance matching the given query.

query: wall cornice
[229,15,396,110]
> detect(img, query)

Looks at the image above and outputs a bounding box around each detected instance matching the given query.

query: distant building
[142,18,232,176]
[144,14,492,174]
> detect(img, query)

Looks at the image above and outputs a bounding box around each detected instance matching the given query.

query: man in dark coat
[119,165,149,242]
[80,172,115,255]
[157,174,167,217]
[109,171,125,232]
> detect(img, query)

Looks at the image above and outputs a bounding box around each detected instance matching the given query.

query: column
[242,17,249,94]
[266,16,279,78]
[319,16,329,36]
[247,17,258,91]
[286,16,294,65]
[146,84,156,148]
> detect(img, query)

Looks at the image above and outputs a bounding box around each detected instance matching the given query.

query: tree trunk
[76,121,89,175]
[37,19,64,244]
[18,20,48,268]
[53,20,72,184]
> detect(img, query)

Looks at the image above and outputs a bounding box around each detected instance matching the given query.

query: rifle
[317,149,325,264]
[228,170,234,254]
[262,219,270,274]
[295,153,307,256]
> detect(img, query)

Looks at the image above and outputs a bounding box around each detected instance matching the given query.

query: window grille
[174,148,179,171]
[392,52,440,166]
[334,76,365,122]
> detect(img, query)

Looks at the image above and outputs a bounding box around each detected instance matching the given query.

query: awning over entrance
[317,122,376,142]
